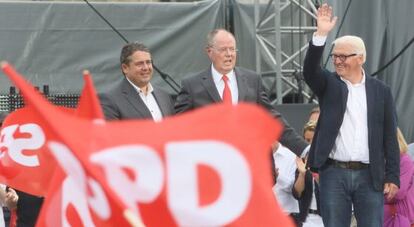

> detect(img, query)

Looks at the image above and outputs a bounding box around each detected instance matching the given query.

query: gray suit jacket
[99,77,175,120]
[174,67,308,156]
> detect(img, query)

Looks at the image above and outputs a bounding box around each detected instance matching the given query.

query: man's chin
[224,65,235,72]
[335,69,344,76]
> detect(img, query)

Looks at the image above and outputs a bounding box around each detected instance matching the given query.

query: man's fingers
[384,183,399,200]
[383,184,389,194]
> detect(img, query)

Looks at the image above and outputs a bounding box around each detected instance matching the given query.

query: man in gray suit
[174,29,308,156]
[100,42,174,121]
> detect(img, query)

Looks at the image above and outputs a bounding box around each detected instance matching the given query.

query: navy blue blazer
[303,41,400,191]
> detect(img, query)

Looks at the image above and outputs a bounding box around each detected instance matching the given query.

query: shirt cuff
[312,33,327,46]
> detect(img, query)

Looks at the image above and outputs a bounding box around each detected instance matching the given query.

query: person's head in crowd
[331,36,366,82]
[303,120,317,143]
[205,29,237,75]
[396,128,408,154]
[308,106,320,122]
[120,42,153,90]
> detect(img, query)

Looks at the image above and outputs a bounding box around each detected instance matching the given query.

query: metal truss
[254,0,319,104]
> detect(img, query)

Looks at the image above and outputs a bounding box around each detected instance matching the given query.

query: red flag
[0,70,104,196]
[74,70,105,120]
[0,106,59,196]
[2,62,293,227]
[1,62,144,227]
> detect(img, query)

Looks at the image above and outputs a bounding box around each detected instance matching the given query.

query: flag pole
[123,209,146,227]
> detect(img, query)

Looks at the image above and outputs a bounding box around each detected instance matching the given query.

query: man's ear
[121,63,128,74]
[358,54,365,65]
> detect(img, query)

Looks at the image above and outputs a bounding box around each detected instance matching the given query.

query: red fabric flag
[2,62,294,227]
[0,71,104,196]
[0,105,60,196]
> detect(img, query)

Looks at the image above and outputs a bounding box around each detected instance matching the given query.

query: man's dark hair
[120,42,150,65]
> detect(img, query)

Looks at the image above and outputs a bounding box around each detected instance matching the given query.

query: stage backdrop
[0,0,412,141]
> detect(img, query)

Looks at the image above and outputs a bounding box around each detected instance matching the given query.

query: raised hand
[316,3,338,36]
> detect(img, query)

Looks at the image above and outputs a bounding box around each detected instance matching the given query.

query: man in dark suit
[100,42,174,121]
[174,28,308,157]
[303,4,400,227]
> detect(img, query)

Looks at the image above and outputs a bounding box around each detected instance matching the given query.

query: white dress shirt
[312,35,370,163]
[126,79,163,122]
[273,145,299,214]
[330,76,369,163]
[211,65,239,104]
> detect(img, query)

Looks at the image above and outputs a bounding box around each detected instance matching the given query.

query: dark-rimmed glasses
[330,53,358,62]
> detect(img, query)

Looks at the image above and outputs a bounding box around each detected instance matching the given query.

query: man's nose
[333,57,342,64]
[141,62,152,70]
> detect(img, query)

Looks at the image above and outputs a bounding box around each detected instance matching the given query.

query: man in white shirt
[100,42,175,121]
[302,4,400,227]
[272,143,300,225]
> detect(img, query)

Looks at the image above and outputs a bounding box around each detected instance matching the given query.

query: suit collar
[202,66,249,102]
[335,74,349,115]
[152,89,169,117]
[211,64,235,84]
[120,78,152,118]
[201,69,222,102]
[365,75,375,145]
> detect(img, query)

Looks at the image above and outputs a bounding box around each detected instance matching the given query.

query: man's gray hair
[206,28,234,48]
[333,35,366,62]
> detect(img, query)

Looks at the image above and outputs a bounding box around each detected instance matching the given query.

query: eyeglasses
[330,53,359,62]
[211,46,238,53]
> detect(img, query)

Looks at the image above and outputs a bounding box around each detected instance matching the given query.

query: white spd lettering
[48,142,111,227]
[165,141,252,226]
[90,145,164,221]
[46,140,252,226]
[90,140,252,226]
[0,123,45,167]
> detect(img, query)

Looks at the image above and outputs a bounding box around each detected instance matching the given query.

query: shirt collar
[211,64,235,84]
[340,69,366,87]
[126,77,154,95]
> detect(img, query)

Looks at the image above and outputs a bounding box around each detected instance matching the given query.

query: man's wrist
[312,33,327,46]
[314,31,329,36]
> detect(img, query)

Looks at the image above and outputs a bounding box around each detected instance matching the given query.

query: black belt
[327,158,369,170]
[308,209,319,215]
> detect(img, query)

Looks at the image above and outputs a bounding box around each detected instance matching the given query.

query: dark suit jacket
[16,190,44,227]
[303,41,400,191]
[99,77,175,120]
[174,66,308,156]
